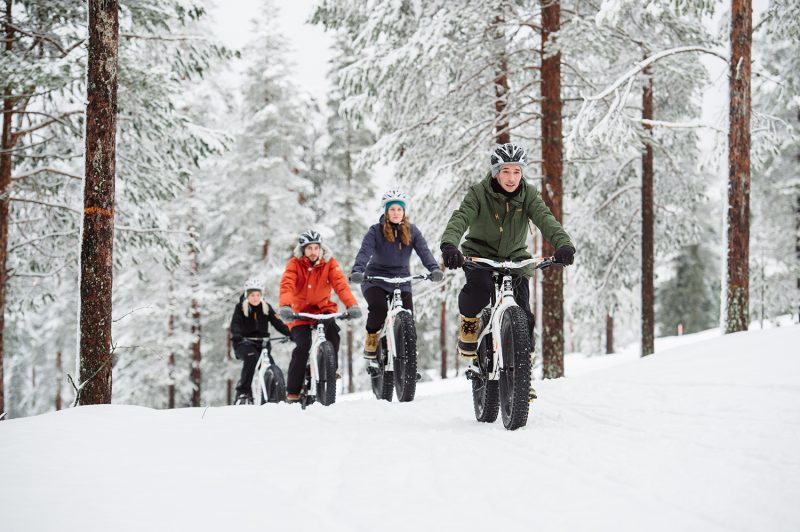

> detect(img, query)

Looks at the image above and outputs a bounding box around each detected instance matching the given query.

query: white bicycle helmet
[243,277,264,295]
[381,189,409,213]
[490,143,527,176]
[298,229,322,247]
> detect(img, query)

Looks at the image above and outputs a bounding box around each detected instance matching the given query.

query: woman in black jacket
[230,278,290,404]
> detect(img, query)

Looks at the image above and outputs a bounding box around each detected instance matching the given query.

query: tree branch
[12,167,83,182]
[10,110,83,142]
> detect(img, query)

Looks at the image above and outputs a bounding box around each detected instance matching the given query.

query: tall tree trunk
[606,312,614,354]
[346,326,353,393]
[726,0,752,333]
[440,269,447,379]
[226,327,232,405]
[78,0,119,405]
[540,0,565,379]
[641,61,655,357]
[494,16,510,145]
[796,194,800,320]
[55,351,63,411]
[0,0,13,417]
[189,234,201,407]
[167,313,175,409]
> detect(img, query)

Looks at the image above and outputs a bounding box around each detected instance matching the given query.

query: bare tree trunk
[606,312,614,354]
[726,0,752,333]
[641,61,655,357]
[0,0,13,417]
[540,0,565,379]
[78,0,119,405]
[55,351,63,411]
[440,269,447,379]
[493,16,510,145]
[167,312,175,409]
[189,237,201,407]
[796,194,800,320]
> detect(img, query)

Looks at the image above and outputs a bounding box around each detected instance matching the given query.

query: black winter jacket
[230,295,290,347]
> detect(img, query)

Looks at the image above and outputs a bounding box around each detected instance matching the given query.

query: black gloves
[428,269,444,282]
[441,243,465,270]
[554,246,575,265]
[350,271,365,284]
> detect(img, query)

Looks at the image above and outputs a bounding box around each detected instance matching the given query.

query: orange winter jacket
[278,244,357,329]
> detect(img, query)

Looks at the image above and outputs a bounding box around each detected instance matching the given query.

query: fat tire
[370,340,394,401]
[263,365,286,404]
[316,342,337,406]
[473,308,499,422]
[393,312,418,402]
[498,306,532,430]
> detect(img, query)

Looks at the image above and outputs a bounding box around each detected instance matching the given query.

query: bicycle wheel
[498,306,533,430]
[263,364,287,403]
[316,342,337,406]
[370,338,394,401]
[392,312,418,402]
[473,308,499,423]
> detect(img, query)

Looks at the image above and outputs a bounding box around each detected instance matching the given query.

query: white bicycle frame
[469,257,548,381]
[245,337,287,404]
[366,275,427,372]
[294,312,349,391]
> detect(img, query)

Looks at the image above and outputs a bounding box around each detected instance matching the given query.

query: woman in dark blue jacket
[350,190,443,358]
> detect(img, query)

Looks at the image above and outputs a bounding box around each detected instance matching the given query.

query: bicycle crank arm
[528,386,538,403]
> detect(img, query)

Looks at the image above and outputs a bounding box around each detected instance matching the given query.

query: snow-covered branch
[12,167,83,182]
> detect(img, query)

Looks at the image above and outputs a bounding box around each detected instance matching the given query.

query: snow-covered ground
[2,324,799,532]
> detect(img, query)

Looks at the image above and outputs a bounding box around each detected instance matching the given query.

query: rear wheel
[393,312,417,402]
[498,306,532,430]
[316,342,337,406]
[262,365,286,404]
[473,308,499,422]
[370,338,393,401]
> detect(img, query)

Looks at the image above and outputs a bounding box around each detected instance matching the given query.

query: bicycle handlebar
[364,274,430,284]
[242,336,291,345]
[466,256,564,270]
[292,311,352,321]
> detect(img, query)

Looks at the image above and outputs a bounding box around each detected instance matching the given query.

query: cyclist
[350,189,443,359]
[230,277,291,404]
[440,143,576,358]
[278,230,362,402]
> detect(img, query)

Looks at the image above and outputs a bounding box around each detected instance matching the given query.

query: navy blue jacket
[352,216,439,294]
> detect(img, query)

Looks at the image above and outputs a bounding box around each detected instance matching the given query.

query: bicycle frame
[365,275,427,372]
[294,311,350,391]
[244,336,288,404]
[468,257,553,381]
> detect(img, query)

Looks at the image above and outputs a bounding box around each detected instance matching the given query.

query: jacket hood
[292,242,334,261]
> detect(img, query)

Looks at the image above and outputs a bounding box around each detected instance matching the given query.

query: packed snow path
[2,325,799,532]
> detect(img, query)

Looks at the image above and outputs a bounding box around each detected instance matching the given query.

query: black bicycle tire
[473,308,499,422]
[498,306,533,430]
[393,312,418,402]
[316,341,337,406]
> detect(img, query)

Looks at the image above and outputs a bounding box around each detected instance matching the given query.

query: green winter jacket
[441,174,574,278]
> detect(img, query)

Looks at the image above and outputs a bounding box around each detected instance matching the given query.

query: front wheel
[316,342,337,406]
[498,306,532,430]
[393,312,418,402]
[473,308,499,422]
[262,365,286,404]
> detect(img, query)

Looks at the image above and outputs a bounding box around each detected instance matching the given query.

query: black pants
[458,265,534,334]
[363,286,414,333]
[287,322,341,395]
[234,343,259,396]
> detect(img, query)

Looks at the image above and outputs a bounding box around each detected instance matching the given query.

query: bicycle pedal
[366,366,379,377]
[465,368,480,381]
[415,372,422,382]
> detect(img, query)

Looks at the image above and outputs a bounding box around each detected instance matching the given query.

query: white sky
[208,0,334,105]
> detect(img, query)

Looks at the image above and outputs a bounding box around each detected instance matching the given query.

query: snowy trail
[2,325,799,532]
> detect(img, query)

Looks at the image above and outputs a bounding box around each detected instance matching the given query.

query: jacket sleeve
[230,303,244,345]
[412,225,440,272]
[441,185,480,248]
[279,259,298,308]
[329,258,358,308]
[351,225,377,274]
[266,304,291,336]
[526,187,574,251]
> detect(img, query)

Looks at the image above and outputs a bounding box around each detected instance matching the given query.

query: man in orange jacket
[279,229,362,402]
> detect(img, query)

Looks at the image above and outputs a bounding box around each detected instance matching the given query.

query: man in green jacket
[440,143,576,357]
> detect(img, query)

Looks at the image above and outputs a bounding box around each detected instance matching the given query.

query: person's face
[387,204,405,224]
[304,243,321,262]
[247,290,262,306]
[496,164,523,192]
